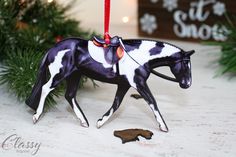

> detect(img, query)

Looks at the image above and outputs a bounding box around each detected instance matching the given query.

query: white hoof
[32,114,40,124]
[159,124,169,133]
[81,121,89,128]
[96,120,104,129]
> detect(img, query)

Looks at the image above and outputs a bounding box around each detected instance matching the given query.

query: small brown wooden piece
[130,94,143,99]
[114,129,153,144]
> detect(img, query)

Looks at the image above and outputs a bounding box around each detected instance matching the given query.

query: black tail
[25,54,48,111]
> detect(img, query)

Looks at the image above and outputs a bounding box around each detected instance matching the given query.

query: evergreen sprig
[207,14,236,76]
[0,49,62,108]
[0,0,98,108]
[218,15,236,75]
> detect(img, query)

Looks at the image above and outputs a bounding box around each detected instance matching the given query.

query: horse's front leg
[136,81,168,132]
[97,84,130,128]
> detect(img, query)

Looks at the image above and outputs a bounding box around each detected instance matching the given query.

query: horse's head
[170,50,195,89]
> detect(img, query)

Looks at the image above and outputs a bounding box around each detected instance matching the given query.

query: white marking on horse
[187,62,191,86]
[88,41,112,68]
[33,49,70,123]
[150,104,168,132]
[128,41,180,66]
[188,62,191,69]
[161,43,180,57]
[113,64,117,73]
[118,52,140,88]
[97,108,114,128]
[72,98,88,127]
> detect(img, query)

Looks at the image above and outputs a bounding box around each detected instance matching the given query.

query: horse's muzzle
[179,79,191,89]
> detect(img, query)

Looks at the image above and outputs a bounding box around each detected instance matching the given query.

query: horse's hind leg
[65,71,89,127]
[33,77,54,123]
[136,82,168,132]
[97,84,130,128]
[33,73,71,123]
[33,49,71,123]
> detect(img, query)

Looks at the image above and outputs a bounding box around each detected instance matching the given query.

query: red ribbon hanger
[104,0,111,44]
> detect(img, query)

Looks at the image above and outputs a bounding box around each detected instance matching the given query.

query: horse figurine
[26,36,194,132]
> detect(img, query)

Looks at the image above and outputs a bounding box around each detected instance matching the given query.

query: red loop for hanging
[104,0,111,44]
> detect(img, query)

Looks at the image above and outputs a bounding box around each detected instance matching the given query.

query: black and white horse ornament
[26,36,194,132]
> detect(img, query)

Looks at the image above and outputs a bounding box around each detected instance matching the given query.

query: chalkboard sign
[138,0,235,41]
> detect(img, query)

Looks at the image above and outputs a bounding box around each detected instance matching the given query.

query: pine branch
[0,0,99,108]
[0,49,63,108]
[206,14,236,76]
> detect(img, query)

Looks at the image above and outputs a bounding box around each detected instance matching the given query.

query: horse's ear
[185,50,195,56]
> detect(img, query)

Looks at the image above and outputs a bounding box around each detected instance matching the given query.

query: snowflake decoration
[150,0,158,3]
[163,0,178,12]
[213,2,226,16]
[140,13,157,35]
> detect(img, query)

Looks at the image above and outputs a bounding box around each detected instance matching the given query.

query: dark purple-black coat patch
[123,40,142,52]
[149,42,164,56]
